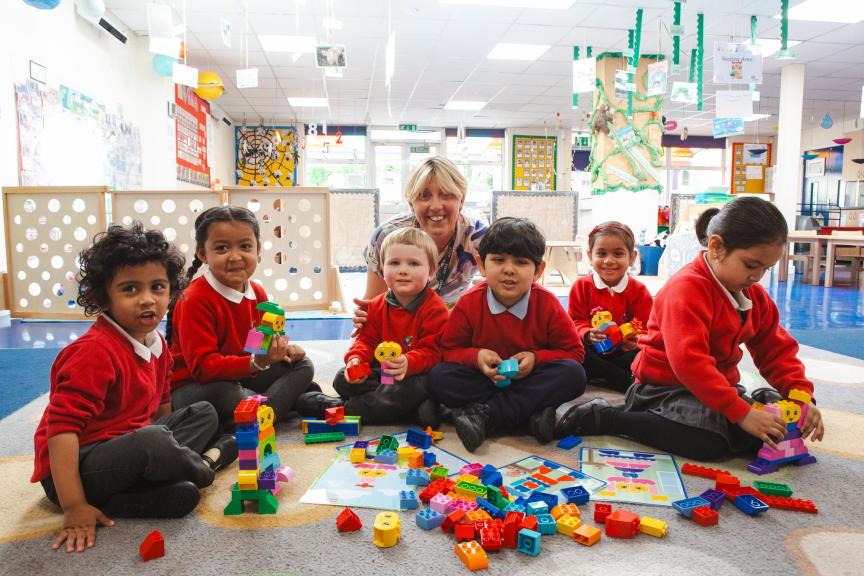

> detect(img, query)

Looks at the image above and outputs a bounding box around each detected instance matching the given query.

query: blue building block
[480,464,503,487]
[260,451,281,473]
[556,435,583,450]
[406,427,432,449]
[527,491,559,510]
[536,514,557,535]
[406,469,431,486]
[496,358,519,388]
[416,508,445,530]
[672,496,711,518]
[517,528,542,556]
[526,501,549,516]
[700,489,726,510]
[735,494,769,516]
[375,450,397,464]
[258,470,277,490]
[400,490,419,510]
[513,497,529,508]
[423,451,436,467]
[235,422,260,449]
[353,440,369,450]
[476,497,502,519]
[504,502,526,514]
[561,486,590,505]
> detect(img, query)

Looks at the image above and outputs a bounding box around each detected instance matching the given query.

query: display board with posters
[175,84,210,187]
[512,135,557,190]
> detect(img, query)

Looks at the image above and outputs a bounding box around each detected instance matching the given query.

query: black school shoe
[529,406,555,444]
[105,481,200,518]
[453,402,492,453]
[750,387,783,405]
[202,433,239,472]
[295,392,344,419]
[417,399,444,430]
[554,398,612,438]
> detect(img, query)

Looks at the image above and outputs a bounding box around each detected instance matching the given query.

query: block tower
[748,389,818,475]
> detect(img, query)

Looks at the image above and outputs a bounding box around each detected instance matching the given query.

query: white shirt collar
[204,268,256,304]
[702,253,753,312]
[591,269,629,293]
[101,313,163,361]
[486,286,530,320]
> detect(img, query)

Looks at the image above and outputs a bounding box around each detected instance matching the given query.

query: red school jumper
[631,253,814,423]
[568,273,653,340]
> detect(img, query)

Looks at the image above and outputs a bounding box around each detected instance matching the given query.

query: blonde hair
[380,227,438,271]
[403,156,467,205]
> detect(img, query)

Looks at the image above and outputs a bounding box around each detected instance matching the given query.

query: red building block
[759,495,818,514]
[346,362,371,382]
[479,525,502,551]
[502,511,525,549]
[604,509,640,539]
[324,406,345,425]
[139,530,165,561]
[441,509,468,533]
[454,523,475,542]
[594,503,613,524]
[233,398,260,424]
[692,506,719,527]
[336,507,362,532]
[715,473,741,493]
[723,486,761,502]
[681,463,731,480]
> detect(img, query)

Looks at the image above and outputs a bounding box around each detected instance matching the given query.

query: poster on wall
[511,135,556,191]
[175,84,210,187]
[731,142,772,194]
[712,42,762,85]
[235,125,299,186]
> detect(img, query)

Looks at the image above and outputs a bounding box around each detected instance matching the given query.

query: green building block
[304,431,346,444]
[223,483,279,515]
[753,480,793,497]
[376,434,400,454]
[486,486,510,510]
[430,466,449,481]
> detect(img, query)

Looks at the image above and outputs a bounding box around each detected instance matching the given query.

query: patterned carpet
[0,340,862,576]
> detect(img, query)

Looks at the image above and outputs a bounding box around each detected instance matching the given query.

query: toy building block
[517,528,542,556]
[349,448,367,464]
[457,473,481,486]
[374,341,403,385]
[374,450,398,464]
[502,512,525,549]
[723,486,761,502]
[535,514,557,535]
[456,481,488,500]
[406,427,433,449]
[258,470,277,491]
[556,514,582,537]
[454,523,475,542]
[681,462,731,480]
[479,524,502,551]
[304,431,345,444]
[480,464,503,487]
[715,474,741,492]
[430,466,449,481]
[485,486,509,511]
[503,502,526,515]
[526,501,549,516]
[748,400,817,475]
[238,469,258,491]
[455,540,489,572]
[423,451,436,467]
[640,516,668,537]
[605,509,640,539]
[594,503,613,523]
[375,434,400,454]
[556,435,583,450]
[758,495,817,514]
[466,510,492,523]
[475,497,502,520]
[520,515,539,532]
[527,491,558,510]
[450,498,478,512]
[427,427,444,442]
[233,398,260,424]
[336,507,363,532]
[735,494,770,516]
[139,530,165,561]
[416,508,446,530]
[619,317,643,340]
[753,480,793,498]
[345,361,371,382]
[400,490,419,510]
[550,503,580,520]
[324,406,344,425]
[692,506,719,527]
[461,462,483,476]
[672,497,711,518]
[496,358,519,387]
[244,302,286,354]
[788,389,812,404]
[407,469,431,486]
[223,483,279,515]
[431,493,453,514]
[699,489,726,510]
[573,524,602,547]
[441,509,468,533]
[561,486,590,506]
[373,512,401,548]
[590,307,624,354]
[408,452,424,469]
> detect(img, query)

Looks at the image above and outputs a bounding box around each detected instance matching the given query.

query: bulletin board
[512,135,557,190]
[175,85,211,187]
[492,190,577,241]
[330,188,379,272]
[235,126,299,187]
[730,142,772,194]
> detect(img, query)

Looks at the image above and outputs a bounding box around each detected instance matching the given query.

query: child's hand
[477,349,505,384]
[255,334,288,369]
[512,351,536,380]
[584,329,606,345]
[738,407,787,450]
[382,355,408,382]
[621,333,639,352]
[351,298,370,338]
[345,358,367,384]
[53,502,114,553]
[801,403,825,442]
[285,343,306,364]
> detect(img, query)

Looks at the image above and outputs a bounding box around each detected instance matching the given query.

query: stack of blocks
[302,406,361,443]
[747,390,818,475]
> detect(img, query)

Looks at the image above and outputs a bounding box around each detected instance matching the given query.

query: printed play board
[579,447,687,507]
[498,456,606,500]
[299,431,468,511]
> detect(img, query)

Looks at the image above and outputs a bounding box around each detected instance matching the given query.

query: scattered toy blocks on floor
[336,507,362,532]
[572,524,602,546]
[692,506,719,527]
[639,517,668,537]
[139,530,164,561]
[605,509,640,539]
[516,528,541,556]
[556,435,582,449]
[373,512,401,548]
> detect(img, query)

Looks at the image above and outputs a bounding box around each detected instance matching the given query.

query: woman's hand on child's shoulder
[512,351,536,379]
[738,407,787,450]
[53,502,114,553]
[477,349,504,384]
[351,298,371,337]
[802,403,824,442]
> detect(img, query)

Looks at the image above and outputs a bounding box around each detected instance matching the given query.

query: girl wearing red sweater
[167,206,340,431]
[568,222,653,392]
[556,198,825,460]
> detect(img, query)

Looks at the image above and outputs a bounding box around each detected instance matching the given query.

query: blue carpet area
[0,348,58,419]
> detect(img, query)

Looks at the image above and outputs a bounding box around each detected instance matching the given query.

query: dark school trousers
[333,365,429,425]
[582,347,638,393]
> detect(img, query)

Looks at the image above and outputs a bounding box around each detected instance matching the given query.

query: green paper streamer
[689,48,696,83]
[696,13,704,111]
[780,0,789,51]
[573,45,580,108]
[750,16,757,93]
[628,9,643,120]
[587,46,592,58]
[672,2,681,70]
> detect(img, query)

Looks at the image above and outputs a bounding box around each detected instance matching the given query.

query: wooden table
[824,234,864,288]
[778,231,823,285]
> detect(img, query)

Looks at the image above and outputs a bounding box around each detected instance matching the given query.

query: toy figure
[374,341,403,385]
[244,301,286,354]
[747,390,818,475]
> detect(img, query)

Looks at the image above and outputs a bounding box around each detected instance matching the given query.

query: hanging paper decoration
[820,113,833,129]
[23,0,61,9]
[833,138,852,145]
[696,13,704,111]
[627,8,644,120]
[671,2,682,75]
[749,16,758,95]
[152,54,177,77]
[572,46,580,109]
[776,0,796,60]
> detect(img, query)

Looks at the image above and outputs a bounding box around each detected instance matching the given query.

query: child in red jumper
[334,228,449,425]
[568,221,653,392]
[556,198,826,461]
[166,206,340,431]
[32,223,229,554]
[430,218,586,452]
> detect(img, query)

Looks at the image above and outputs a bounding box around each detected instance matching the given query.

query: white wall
[800,114,862,152]
[0,1,235,272]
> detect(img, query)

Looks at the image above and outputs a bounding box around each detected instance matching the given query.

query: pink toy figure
[374,341,403,385]
[748,394,817,475]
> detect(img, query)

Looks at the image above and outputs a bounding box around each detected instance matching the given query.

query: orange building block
[573,524,601,546]
[455,540,489,571]
[550,503,580,520]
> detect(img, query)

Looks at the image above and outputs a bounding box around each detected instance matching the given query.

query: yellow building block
[573,524,602,546]
[465,510,491,522]
[455,541,488,571]
[640,516,668,538]
[556,514,582,537]
[238,470,258,490]
[551,503,580,520]
[373,512,401,548]
[397,447,416,464]
[788,389,812,405]
[457,474,480,486]
[349,448,366,464]
[257,405,275,429]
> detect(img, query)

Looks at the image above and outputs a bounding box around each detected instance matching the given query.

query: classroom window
[303,128,367,187]
[445,131,504,208]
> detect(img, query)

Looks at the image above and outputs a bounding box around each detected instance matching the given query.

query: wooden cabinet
[842,130,864,182]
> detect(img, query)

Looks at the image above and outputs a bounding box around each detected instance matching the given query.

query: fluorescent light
[776,0,864,24]
[487,43,550,61]
[744,113,771,122]
[258,35,316,53]
[445,100,487,111]
[287,97,329,107]
[439,0,576,8]
[747,38,801,57]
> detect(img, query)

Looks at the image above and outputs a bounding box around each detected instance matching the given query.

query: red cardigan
[32,317,171,482]
[632,253,814,423]
[568,273,653,340]
[345,288,449,377]
[439,281,584,366]
[170,276,268,386]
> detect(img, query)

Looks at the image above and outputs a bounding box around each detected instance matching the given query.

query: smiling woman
[361,156,488,305]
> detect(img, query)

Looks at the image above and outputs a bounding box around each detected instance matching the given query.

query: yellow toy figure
[244,302,286,355]
[374,341,403,385]
[747,389,817,475]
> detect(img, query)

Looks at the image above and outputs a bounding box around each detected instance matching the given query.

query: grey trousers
[333,365,429,425]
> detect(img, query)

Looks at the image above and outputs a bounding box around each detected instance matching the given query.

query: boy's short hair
[380,227,438,271]
[77,222,187,316]
[479,217,546,267]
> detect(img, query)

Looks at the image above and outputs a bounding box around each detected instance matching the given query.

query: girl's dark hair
[77,222,186,317]
[588,221,635,253]
[165,205,261,345]
[695,196,788,251]
[479,217,546,267]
